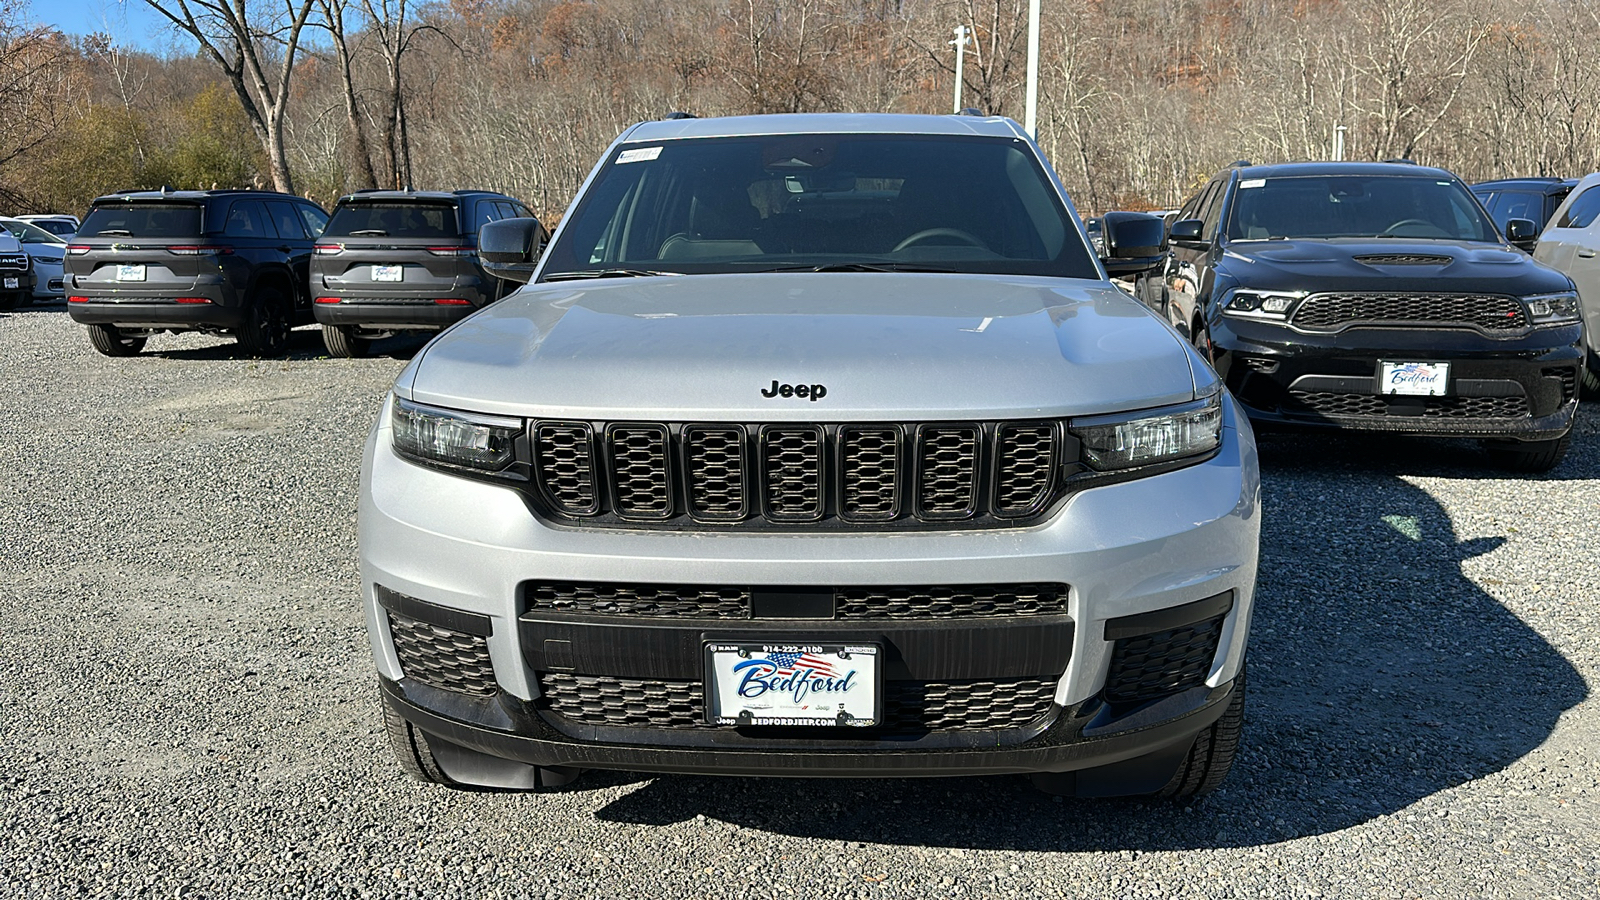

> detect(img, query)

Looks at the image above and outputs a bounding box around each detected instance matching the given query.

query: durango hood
[1222,238,1574,296]
[401,273,1206,420]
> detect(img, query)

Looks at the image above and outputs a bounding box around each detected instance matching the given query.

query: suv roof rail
[662,111,697,120]
[1384,157,1417,165]
[1229,159,1253,168]
[956,107,986,117]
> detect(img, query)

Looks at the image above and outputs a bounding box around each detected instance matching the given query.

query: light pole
[1024,0,1040,135]
[950,25,970,114]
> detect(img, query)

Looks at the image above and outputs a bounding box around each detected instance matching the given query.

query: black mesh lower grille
[523,581,1069,620]
[1544,366,1578,404]
[1103,615,1224,705]
[537,674,1058,732]
[389,612,497,696]
[1286,391,1530,419]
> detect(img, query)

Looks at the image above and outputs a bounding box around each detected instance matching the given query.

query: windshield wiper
[542,268,680,281]
[756,262,956,273]
[348,229,388,236]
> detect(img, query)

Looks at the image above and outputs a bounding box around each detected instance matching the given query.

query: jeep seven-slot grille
[1291,293,1528,332]
[524,581,1070,620]
[529,421,1064,528]
[537,673,1058,732]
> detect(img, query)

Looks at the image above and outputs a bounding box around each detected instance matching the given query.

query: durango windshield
[1227,175,1501,242]
[539,134,1098,280]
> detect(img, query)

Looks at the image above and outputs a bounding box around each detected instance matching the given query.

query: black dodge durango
[1150,161,1582,472]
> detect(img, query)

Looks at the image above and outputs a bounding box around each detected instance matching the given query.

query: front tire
[322,323,369,358]
[384,703,457,785]
[1484,434,1571,473]
[237,286,292,357]
[87,324,147,357]
[1158,664,1246,799]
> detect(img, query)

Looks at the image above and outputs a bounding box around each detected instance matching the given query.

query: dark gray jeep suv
[66,189,329,357]
[310,190,541,357]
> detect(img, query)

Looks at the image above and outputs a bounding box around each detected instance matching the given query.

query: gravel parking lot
[3,301,1597,898]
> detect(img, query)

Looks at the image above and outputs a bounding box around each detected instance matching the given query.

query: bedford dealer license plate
[2,277,15,289]
[115,264,145,282]
[372,264,403,282]
[705,642,880,727]
[1380,361,1449,396]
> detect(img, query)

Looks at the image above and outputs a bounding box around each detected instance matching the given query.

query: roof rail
[1383,157,1417,165]
[1229,159,1253,168]
[956,107,986,117]
[662,111,697,120]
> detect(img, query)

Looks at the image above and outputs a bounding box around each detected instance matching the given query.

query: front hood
[401,273,1203,420]
[1222,238,1572,295]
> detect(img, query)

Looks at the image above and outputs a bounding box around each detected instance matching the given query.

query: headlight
[1523,291,1581,326]
[391,397,521,472]
[1069,391,1223,470]
[1222,288,1304,320]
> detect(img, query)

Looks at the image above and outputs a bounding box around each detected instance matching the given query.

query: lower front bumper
[380,673,1236,779]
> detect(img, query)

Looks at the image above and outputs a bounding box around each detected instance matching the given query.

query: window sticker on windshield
[1239,178,1266,189]
[617,147,663,164]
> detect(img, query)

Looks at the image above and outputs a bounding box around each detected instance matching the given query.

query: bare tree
[312,0,378,190]
[360,0,441,189]
[141,0,315,194]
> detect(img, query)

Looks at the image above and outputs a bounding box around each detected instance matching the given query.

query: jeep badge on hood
[762,380,827,401]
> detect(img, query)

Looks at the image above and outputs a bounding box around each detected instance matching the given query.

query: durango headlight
[1069,391,1223,471]
[1523,291,1582,326]
[1223,289,1304,319]
[391,396,521,472]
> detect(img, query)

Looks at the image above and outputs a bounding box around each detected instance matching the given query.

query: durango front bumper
[360,397,1261,784]
[1213,317,1583,440]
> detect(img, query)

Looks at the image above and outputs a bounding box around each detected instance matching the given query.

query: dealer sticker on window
[616,146,663,164]
[1380,361,1449,396]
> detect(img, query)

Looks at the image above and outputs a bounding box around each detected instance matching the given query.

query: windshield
[325,202,459,239]
[539,133,1097,280]
[1,219,66,245]
[80,203,202,238]
[1227,175,1501,242]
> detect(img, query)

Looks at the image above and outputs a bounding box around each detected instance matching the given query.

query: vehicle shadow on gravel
[145,328,429,361]
[593,425,1590,851]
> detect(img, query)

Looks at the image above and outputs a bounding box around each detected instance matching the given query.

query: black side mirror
[480,217,548,283]
[1168,218,1207,248]
[1099,211,1166,276]
[1504,217,1539,252]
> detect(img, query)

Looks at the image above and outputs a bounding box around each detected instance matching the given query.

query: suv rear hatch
[68,201,217,301]
[313,199,475,304]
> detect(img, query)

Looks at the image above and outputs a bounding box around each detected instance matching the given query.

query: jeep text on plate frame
[1380,360,1450,396]
[372,264,404,283]
[704,642,880,726]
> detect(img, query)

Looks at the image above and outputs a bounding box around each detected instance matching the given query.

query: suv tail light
[314,244,344,256]
[167,245,234,256]
[426,246,477,258]
[67,245,91,256]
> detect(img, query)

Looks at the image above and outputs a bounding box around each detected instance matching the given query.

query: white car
[17,214,79,241]
[1533,172,1600,390]
[0,218,66,302]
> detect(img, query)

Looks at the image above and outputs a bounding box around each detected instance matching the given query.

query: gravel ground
[2,301,1597,899]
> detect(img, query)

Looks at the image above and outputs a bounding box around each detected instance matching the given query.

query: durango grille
[523,581,1070,620]
[536,673,1059,733]
[1290,293,1528,332]
[530,420,1067,528]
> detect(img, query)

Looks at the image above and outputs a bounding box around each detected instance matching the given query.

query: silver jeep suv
[361,114,1261,797]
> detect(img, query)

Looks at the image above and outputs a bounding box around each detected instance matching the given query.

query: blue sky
[33,0,182,51]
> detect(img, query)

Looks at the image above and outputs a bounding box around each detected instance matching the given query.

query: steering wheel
[1380,218,1439,236]
[892,227,988,252]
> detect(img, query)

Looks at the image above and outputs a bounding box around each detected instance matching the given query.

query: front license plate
[115,264,145,283]
[705,642,880,727]
[372,264,403,283]
[2,277,15,289]
[1379,361,1449,396]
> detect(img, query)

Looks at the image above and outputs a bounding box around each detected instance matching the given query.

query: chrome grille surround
[1290,292,1528,332]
